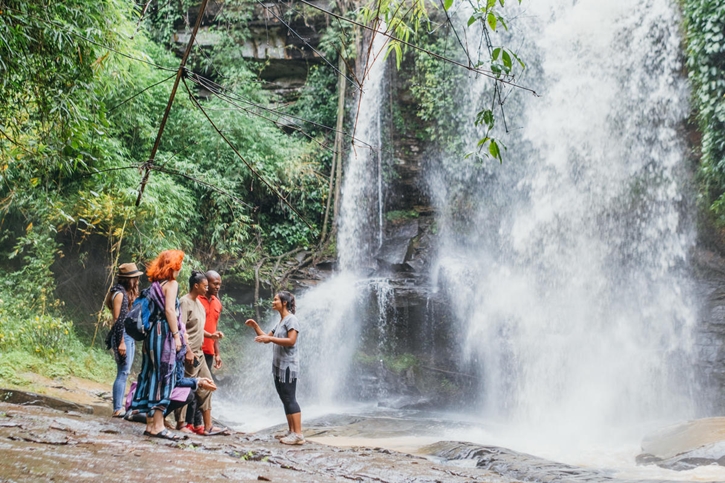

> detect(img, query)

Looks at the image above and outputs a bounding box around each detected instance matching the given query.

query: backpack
[124,283,164,341]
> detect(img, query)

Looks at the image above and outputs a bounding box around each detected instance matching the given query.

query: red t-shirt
[199,294,222,355]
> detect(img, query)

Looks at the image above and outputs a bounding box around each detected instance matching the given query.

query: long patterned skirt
[130,318,176,412]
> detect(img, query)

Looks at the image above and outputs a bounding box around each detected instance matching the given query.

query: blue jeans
[112,333,135,412]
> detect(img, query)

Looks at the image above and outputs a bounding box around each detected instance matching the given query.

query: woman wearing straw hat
[105,262,143,417]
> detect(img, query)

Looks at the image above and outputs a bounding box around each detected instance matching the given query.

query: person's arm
[183,327,194,364]
[111,292,123,321]
[255,329,297,347]
[175,376,215,392]
[203,330,222,340]
[111,293,127,356]
[178,301,194,363]
[163,280,181,351]
[245,318,267,337]
[197,378,216,392]
[213,339,222,369]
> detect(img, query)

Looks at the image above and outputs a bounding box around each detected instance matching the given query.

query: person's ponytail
[277,291,296,314]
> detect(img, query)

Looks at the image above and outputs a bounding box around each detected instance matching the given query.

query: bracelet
[171,331,179,336]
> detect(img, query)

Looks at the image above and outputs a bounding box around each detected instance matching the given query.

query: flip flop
[202,426,230,436]
[112,410,125,418]
[145,429,186,441]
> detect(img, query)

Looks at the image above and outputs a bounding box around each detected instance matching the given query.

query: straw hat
[118,263,143,278]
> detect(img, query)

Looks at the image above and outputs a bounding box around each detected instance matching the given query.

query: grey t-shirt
[271,314,300,381]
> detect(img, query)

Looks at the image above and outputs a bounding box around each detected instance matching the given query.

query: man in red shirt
[200,270,224,374]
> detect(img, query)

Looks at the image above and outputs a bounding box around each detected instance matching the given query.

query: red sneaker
[192,425,205,435]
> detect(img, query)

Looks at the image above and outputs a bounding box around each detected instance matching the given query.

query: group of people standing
[105,249,304,445]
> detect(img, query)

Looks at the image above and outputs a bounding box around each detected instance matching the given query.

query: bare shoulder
[163,279,179,295]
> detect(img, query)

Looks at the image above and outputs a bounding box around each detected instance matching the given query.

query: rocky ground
[0,398,518,483]
[3,377,725,483]
[5,395,725,483]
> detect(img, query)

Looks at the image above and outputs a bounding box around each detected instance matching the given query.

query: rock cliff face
[176,0,329,99]
[692,249,725,415]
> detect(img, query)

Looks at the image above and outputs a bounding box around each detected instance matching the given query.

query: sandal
[144,429,187,441]
[125,411,148,423]
[202,426,230,436]
[112,410,125,418]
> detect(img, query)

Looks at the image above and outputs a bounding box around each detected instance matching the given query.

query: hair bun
[277,291,296,314]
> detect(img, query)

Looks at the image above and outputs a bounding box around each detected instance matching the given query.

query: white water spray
[432,0,696,440]
[338,30,389,272]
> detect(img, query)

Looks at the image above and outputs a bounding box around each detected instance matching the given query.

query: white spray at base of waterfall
[430,0,697,443]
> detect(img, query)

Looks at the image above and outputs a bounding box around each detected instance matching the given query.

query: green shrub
[683,0,725,224]
[385,210,420,222]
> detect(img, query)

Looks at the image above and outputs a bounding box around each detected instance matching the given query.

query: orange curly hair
[146,250,185,282]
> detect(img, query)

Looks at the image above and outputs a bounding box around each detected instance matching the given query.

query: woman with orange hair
[130,249,186,440]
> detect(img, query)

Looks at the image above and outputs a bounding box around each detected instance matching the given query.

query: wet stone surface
[4,401,723,483]
[422,441,721,483]
[300,415,725,483]
[637,417,725,471]
[0,402,516,483]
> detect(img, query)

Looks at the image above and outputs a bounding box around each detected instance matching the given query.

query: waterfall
[431,0,696,436]
[338,30,389,272]
[295,30,392,402]
[218,31,393,417]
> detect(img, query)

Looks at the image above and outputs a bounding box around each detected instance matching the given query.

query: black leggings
[274,368,300,415]
[164,390,194,417]
[184,390,203,427]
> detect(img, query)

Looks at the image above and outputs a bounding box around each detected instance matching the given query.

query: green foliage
[361,0,431,69]
[0,0,334,369]
[387,353,418,373]
[293,65,339,139]
[0,281,115,383]
[385,210,419,221]
[409,36,470,154]
[683,0,725,225]
[0,0,329,270]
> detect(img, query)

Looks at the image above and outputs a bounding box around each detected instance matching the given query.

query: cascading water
[432,0,697,441]
[296,29,393,402]
[338,30,389,272]
[218,30,394,422]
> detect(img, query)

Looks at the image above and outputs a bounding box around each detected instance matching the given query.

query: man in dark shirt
[201,270,224,374]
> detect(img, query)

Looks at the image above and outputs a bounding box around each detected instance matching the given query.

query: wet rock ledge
[5,392,725,483]
[637,417,725,471]
[0,400,516,483]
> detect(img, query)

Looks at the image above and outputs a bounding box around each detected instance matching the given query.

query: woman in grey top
[246,291,304,445]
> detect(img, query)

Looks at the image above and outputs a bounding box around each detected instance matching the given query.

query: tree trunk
[322,54,348,242]
[254,261,262,322]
